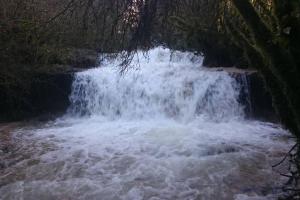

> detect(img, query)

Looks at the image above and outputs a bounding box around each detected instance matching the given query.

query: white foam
[68,47,243,122]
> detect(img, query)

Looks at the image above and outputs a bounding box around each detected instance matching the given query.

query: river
[0,47,293,200]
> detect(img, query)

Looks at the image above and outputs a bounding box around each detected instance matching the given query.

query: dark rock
[29,72,74,115]
[0,48,98,122]
[2,146,10,153]
[247,73,278,122]
[0,72,74,122]
[209,67,278,122]
[0,162,5,170]
[232,71,278,122]
[67,49,98,69]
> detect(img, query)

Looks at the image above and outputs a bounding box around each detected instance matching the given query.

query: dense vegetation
[1,0,300,197]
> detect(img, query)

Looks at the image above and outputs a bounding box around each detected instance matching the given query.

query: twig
[272,143,298,168]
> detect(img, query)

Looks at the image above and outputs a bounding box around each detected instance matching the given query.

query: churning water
[0,48,293,200]
[68,48,243,121]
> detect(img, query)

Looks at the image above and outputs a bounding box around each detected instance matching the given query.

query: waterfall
[234,73,253,118]
[68,47,244,122]
[1,47,292,200]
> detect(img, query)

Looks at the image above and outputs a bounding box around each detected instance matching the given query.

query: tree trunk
[231,0,300,137]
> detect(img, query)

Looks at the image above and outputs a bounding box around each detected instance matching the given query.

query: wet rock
[206,67,277,121]
[246,72,278,122]
[207,67,278,122]
[67,48,98,69]
[205,144,240,156]
[0,72,74,122]
[29,72,74,116]
[1,146,10,154]
[0,47,98,122]
[0,161,5,170]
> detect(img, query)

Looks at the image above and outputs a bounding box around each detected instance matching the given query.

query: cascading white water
[68,47,244,122]
[0,47,293,200]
